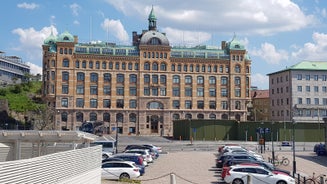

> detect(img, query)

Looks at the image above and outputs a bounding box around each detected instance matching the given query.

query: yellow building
[42,8,252,136]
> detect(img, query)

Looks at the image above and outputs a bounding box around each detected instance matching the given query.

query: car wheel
[119,173,130,180]
[276,181,287,184]
[232,178,244,184]
[102,154,109,160]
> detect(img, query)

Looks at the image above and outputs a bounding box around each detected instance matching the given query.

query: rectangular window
[116,99,124,108]
[306,86,310,92]
[297,86,302,92]
[306,98,311,104]
[323,98,327,105]
[117,87,124,95]
[221,88,228,97]
[209,88,216,97]
[221,101,228,109]
[103,99,111,108]
[314,75,319,81]
[76,85,84,94]
[185,100,192,109]
[129,100,137,108]
[173,87,180,96]
[103,86,111,95]
[305,75,310,80]
[209,101,216,109]
[314,86,319,92]
[314,98,319,105]
[130,87,137,96]
[197,88,204,97]
[197,101,204,109]
[323,86,327,92]
[298,98,302,104]
[62,84,69,94]
[235,89,241,97]
[76,98,84,107]
[61,98,68,107]
[297,74,302,80]
[160,88,166,96]
[172,100,180,109]
[323,75,327,81]
[185,87,192,97]
[90,99,97,108]
[144,87,150,96]
[152,87,158,96]
[90,85,98,95]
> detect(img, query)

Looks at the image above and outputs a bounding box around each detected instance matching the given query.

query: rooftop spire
[148,5,157,31]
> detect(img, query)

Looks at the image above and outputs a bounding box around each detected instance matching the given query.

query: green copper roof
[267,61,327,75]
[228,35,245,50]
[148,6,156,21]
[288,61,327,70]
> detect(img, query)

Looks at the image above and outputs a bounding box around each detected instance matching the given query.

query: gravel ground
[101,136,327,184]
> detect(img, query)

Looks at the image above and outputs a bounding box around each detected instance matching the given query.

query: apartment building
[268,61,327,123]
[42,7,252,135]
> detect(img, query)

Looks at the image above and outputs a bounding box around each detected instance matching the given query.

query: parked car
[281,141,292,146]
[143,144,162,153]
[314,143,326,156]
[125,149,154,163]
[101,161,140,180]
[125,145,159,159]
[111,153,146,175]
[224,165,295,184]
[223,160,290,176]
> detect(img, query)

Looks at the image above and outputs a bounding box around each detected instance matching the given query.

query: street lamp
[271,121,275,163]
[292,118,296,177]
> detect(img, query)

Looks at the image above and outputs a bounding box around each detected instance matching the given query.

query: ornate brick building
[42,7,252,135]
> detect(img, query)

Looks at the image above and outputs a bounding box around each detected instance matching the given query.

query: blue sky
[1,0,327,89]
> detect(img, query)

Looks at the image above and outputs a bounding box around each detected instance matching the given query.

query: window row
[60,112,137,123]
[272,109,327,117]
[171,63,249,73]
[297,74,327,81]
[297,98,327,105]
[143,51,168,59]
[271,98,290,106]
[271,86,289,94]
[271,75,289,84]
[296,86,327,93]
[61,98,242,110]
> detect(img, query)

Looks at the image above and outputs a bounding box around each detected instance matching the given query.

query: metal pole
[292,119,296,177]
[116,120,118,154]
[271,122,275,162]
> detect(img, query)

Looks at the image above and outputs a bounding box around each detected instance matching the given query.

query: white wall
[0,146,102,184]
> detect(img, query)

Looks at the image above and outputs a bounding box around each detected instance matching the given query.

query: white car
[125,149,154,163]
[102,161,140,180]
[224,165,295,184]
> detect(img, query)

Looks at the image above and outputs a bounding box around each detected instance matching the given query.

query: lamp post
[271,121,275,163]
[116,120,118,154]
[292,118,296,177]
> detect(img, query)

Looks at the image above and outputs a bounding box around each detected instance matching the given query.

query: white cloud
[73,20,80,25]
[101,18,129,44]
[291,32,327,61]
[251,43,289,65]
[11,25,58,68]
[50,15,56,26]
[104,0,315,35]
[17,2,39,10]
[251,73,269,89]
[27,62,42,75]
[70,3,81,16]
[162,27,211,47]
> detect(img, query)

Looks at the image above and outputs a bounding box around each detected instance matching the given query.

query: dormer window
[63,36,69,41]
[235,44,240,48]
[149,38,160,45]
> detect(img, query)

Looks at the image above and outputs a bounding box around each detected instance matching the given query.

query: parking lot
[101,136,327,183]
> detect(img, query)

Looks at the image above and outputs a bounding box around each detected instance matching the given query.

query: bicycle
[272,155,290,166]
[304,172,327,184]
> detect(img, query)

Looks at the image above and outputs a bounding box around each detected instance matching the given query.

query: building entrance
[150,115,159,133]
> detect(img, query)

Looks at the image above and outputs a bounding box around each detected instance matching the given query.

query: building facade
[268,61,327,123]
[248,89,270,122]
[0,51,30,85]
[42,8,252,135]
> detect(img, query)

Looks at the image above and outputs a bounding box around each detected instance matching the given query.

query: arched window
[185,75,192,84]
[209,114,216,119]
[129,74,137,83]
[221,76,228,85]
[76,112,83,122]
[75,60,80,68]
[160,63,167,71]
[173,75,180,84]
[63,59,69,67]
[197,76,204,84]
[103,113,110,122]
[147,101,164,109]
[246,66,250,73]
[152,62,158,71]
[209,76,216,84]
[221,114,228,120]
[173,114,180,120]
[89,61,93,68]
[144,62,150,70]
[235,77,241,86]
[129,113,137,123]
[185,113,192,119]
[90,112,97,121]
[96,61,100,69]
[171,64,175,71]
[90,73,98,82]
[197,114,204,119]
[116,113,123,122]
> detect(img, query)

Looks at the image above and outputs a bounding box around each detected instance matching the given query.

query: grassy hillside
[0,81,45,112]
